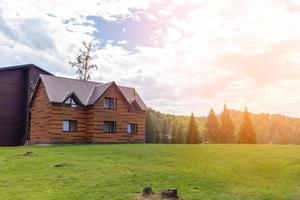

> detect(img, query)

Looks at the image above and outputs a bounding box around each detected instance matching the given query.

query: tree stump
[142,186,154,197]
[161,189,178,199]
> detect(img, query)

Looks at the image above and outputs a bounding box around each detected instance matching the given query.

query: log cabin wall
[49,104,88,144]
[24,67,49,143]
[29,82,52,144]
[30,82,89,144]
[91,84,146,143]
[29,81,146,144]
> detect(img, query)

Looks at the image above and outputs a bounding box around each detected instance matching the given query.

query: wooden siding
[29,82,52,144]
[91,83,145,143]
[29,82,146,144]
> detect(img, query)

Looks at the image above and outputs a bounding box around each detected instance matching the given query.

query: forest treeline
[145,105,300,144]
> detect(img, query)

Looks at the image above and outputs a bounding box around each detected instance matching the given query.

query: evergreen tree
[144,108,300,145]
[145,111,155,143]
[186,113,200,144]
[202,129,209,144]
[238,107,257,144]
[220,104,235,143]
[160,118,170,143]
[177,124,185,144]
[145,110,161,143]
[170,122,178,144]
[206,108,221,143]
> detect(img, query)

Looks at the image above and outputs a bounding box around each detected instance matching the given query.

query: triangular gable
[87,81,131,107]
[85,82,112,105]
[61,92,83,105]
[133,92,148,110]
[130,99,142,111]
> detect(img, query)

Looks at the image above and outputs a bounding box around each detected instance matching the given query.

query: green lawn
[0,144,299,200]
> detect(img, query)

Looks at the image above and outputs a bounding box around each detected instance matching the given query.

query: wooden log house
[29,74,147,144]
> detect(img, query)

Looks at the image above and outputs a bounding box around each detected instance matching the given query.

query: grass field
[0,144,299,200]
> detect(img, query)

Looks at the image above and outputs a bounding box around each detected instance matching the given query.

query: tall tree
[160,118,170,143]
[177,123,185,144]
[220,104,235,143]
[206,108,221,143]
[69,40,98,80]
[170,122,179,144]
[145,111,155,143]
[186,113,200,144]
[238,107,257,143]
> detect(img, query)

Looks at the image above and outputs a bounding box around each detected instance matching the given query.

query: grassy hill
[0,144,299,200]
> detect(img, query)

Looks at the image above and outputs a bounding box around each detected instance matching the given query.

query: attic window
[64,97,78,108]
[104,98,117,109]
[128,105,136,112]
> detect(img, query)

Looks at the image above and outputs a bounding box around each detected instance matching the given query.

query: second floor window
[128,105,136,112]
[64,97,78,108]
[62,120,77,132]
[127,123,137,134]
[104,98,117,109]
[104,121,116,133]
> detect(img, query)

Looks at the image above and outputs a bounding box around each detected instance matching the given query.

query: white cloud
[1,0,300,116]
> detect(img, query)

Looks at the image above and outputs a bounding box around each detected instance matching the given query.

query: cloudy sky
[1,0,300,117]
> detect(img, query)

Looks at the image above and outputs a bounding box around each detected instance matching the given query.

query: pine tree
[177,124,185,144]
[145,110,161,143]
[145,111,155,143]
[202,129,209,144]
[170,122,178,144]
[154,126,161,143]
[206,108,221,143]
[69,40,98,80]
[220,104,235,143]
[160,118,170,143]
[238,107,257,144]
[186,113,200,144]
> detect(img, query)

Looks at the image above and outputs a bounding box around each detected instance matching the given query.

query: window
[104,98,117,109]
[62,120,77,132]
[64,97,78,108]
[127,123,137,134]
[128,106,135,112]
[104,121,116,133]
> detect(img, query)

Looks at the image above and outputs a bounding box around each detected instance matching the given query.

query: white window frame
[64,97,78,108]
[62,120,77,132]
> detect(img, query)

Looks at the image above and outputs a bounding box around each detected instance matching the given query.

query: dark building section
[0,64,52,146]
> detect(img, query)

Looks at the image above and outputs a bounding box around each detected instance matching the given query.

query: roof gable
[37,74,148,110]
[62,92,83,105]
[119,86,148,110]
[86,82,113,105]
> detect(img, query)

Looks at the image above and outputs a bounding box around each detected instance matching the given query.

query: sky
[0,0,300,117]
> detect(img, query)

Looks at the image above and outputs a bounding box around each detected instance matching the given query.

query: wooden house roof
[38,74,148,110]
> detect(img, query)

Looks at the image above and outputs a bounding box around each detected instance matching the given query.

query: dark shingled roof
[0,64,52,75]
[39,74,148,110]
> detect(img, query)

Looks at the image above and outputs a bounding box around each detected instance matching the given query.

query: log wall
[29,82,146,144]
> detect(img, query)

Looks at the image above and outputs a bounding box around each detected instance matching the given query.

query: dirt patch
[135,187,179,200]
[53,163,72,168]
[20,151,37,157]
[135,194,180,200]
